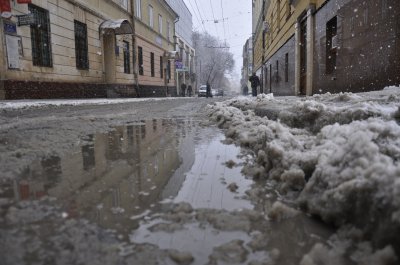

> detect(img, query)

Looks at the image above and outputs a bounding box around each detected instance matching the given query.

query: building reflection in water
[2,119,197,232]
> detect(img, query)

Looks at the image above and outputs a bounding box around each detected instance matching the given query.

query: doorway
[103,32,116,83]
[299,19,307,95]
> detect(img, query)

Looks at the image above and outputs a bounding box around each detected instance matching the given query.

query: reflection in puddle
[0,119,251,232]
[0,118,335,264]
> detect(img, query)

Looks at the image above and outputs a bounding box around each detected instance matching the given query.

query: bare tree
[193,31,235,88]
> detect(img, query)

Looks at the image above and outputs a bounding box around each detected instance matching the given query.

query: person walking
[180,83,186,97]
[187,85,193,97]
[249,73,260,97]
[206,82,211,98]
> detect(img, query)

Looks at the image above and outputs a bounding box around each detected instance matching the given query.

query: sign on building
[6,34,22,69]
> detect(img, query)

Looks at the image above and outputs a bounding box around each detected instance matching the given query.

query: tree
[192,31,235,88]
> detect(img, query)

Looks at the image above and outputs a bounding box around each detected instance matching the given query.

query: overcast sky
[182,0,252,83]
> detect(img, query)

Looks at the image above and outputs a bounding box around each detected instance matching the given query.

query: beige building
[133,0,178,97]
[0,0,140,99]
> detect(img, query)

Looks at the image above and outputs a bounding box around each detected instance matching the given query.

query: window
[158,14,163,34]
[276,60,279,83]
[135,0,141,19]
[148,5,153,28]
[138,46,143,75]
[29,4,52,67]
[160,56,163,78]
[167,21,171,41]
[150,52,154,77]
[119,0,128,9]
[277,0,281,30]
[123,41,130,74]
[167,60,171,81]
[285,53,289,82]
[74,20,88,70]
[286,0,292,20]
[326,16,337,74]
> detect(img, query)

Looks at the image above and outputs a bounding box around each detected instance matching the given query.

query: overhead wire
[187,0,206,32]
[208,0,219,37]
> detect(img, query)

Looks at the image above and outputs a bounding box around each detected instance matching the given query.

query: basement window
[29,4,52,67]
[326,16,337,74]
[74,20,89,70]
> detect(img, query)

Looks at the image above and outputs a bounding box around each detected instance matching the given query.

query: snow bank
[207,88,400,256]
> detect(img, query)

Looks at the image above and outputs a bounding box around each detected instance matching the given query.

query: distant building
[252,0,400,96]
[134,0,178,97]
[241,37,253,93]
[165,0,196,95]
[0,0,136,99]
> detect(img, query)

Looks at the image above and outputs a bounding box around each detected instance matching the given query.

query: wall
[313,0,400,94]
[0,0,137,99]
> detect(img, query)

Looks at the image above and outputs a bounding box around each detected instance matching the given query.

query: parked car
[216,89,224,96]
[198,85,207,97]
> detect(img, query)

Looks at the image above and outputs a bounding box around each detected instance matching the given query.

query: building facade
[0,0,137,99]
[133,0,178,97]
[241,36,253,94]
[253,0,400,96]
[165,0,195,96]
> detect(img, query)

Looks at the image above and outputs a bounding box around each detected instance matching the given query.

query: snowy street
[0,89,399,265]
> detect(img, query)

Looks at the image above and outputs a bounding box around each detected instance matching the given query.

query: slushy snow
[207,87,400,261]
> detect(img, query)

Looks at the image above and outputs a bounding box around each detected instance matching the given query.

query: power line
[187,0,206,32]
[220,0,227,42]
[209,0,219,37]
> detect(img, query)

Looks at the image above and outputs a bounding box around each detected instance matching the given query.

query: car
[198,85,207,97]
[216,89,224,96]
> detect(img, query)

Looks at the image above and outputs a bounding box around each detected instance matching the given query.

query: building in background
[165,0,195,96]
[0,0,136,99]
[241,36,253,94]
[134,0,178,97]
[253,0,400,96]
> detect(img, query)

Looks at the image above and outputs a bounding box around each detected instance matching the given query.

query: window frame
[148,5,154,28]
[123,40,130,74]
[29,4,52,67]
[138,46,144,75]
[135,0,142,19]
[150,52,155,77]
[160,56,163,78]
[158,14,163,34]
[74,20,89,70]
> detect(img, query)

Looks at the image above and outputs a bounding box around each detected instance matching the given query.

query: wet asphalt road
[0,96,334,265]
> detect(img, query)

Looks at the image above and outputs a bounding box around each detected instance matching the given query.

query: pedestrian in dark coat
[181,83,186,97]
[249,73,260,97]
[206,82,211,98]
[188,85,193,97]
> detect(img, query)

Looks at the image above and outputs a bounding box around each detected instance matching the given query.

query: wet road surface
[0,114,335,264]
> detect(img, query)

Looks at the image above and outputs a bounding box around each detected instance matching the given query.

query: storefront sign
[17,13,35,26]
[4,20,16,34]
[175,60,183,69]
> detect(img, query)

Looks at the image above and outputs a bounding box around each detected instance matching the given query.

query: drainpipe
[173,16,179,96]
[130,0,139,97]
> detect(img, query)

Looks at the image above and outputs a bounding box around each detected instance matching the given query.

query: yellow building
[133,0,178,97]
[0,0,139,99]
[254,0,400,96]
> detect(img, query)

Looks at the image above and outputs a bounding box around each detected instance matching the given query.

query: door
[299,19,307,95]
[103,33,116,83]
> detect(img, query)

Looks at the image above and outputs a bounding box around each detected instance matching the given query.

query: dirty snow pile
[207,87,400,261]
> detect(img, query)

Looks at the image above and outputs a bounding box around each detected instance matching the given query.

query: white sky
[183,0,252,82]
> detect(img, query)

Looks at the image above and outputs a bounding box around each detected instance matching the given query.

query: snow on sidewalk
[207,86,400,262]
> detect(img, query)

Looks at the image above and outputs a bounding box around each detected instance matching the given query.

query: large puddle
[0,118,335,264]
